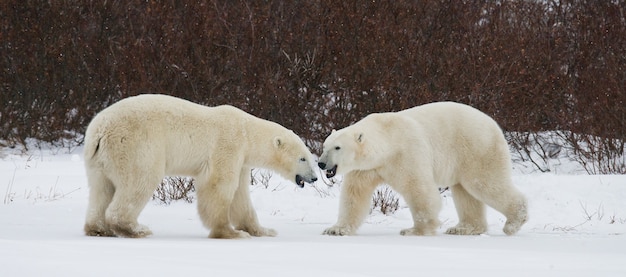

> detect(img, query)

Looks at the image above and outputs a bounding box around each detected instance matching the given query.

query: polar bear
[318,102,527,236]
[83,94,318,239]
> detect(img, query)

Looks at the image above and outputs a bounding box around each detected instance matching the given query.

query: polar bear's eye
[334,146,341,150]
[300,157,306,162]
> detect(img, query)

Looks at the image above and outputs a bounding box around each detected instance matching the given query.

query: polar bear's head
[318,123,385,178]
[318,115,393,178]
[270,132,318,188]
[318,129,361,178]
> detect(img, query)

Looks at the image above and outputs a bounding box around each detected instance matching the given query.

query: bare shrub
[152,177,195,205]
[564,133,626,174]
[2,0,624,172]
[372,186,400,215]
[507,132,564,173]
[250,169,273,189]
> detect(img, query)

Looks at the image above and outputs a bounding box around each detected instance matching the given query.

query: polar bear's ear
[355,133,364,143]
[331,129,336,133]
[274,136,283,148]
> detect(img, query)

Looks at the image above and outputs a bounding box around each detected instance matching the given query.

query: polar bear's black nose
[318,162,326,170]
[311,176,318,182]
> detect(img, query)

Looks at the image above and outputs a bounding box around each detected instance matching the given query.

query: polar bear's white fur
[83,94,317,239]
[318,102,528,236]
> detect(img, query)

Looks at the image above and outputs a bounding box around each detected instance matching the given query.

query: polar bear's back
[398,102,511,183]
[89,94,240,130]
[83,94,250,175]
[398,102,505,147]
[85,95,236,149]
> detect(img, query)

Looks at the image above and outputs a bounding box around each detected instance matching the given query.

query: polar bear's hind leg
[104,175,158,238]
[84,170,116,237]
[502,197,528,235]
[445,184,487,235]
[460,177,528,236]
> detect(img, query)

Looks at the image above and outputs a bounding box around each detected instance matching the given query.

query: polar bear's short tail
[84,133,103,162]
[83,112,108,163]
[84,137,102,160]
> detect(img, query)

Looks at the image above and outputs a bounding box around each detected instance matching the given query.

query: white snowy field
[1,145,625,277]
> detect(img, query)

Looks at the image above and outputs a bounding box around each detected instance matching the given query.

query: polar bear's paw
[84,222,116,237]
[210,228,252,239]
[400,227,437,236]
[503,202,528,235]
[322,226,354,236]
[503,217,526,236]
[111,223,153,238]
[445,224,486,235]
[240,226,277,237]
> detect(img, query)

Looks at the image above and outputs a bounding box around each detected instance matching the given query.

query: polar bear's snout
[325,165,338,178]
[296,174,317,188]
[317,161,338,178]
[294,156,318,187]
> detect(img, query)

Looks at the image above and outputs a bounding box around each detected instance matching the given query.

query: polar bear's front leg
[197,172,251,239]
[397,180,442,236]
[323,171,381,236]
[230,168,277,237]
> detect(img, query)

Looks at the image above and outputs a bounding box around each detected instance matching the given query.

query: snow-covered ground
[1,144,625,276]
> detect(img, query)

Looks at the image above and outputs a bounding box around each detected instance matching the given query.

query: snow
[1,145,625,276]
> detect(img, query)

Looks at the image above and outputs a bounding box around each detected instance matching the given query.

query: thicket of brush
[2,0,624,174]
